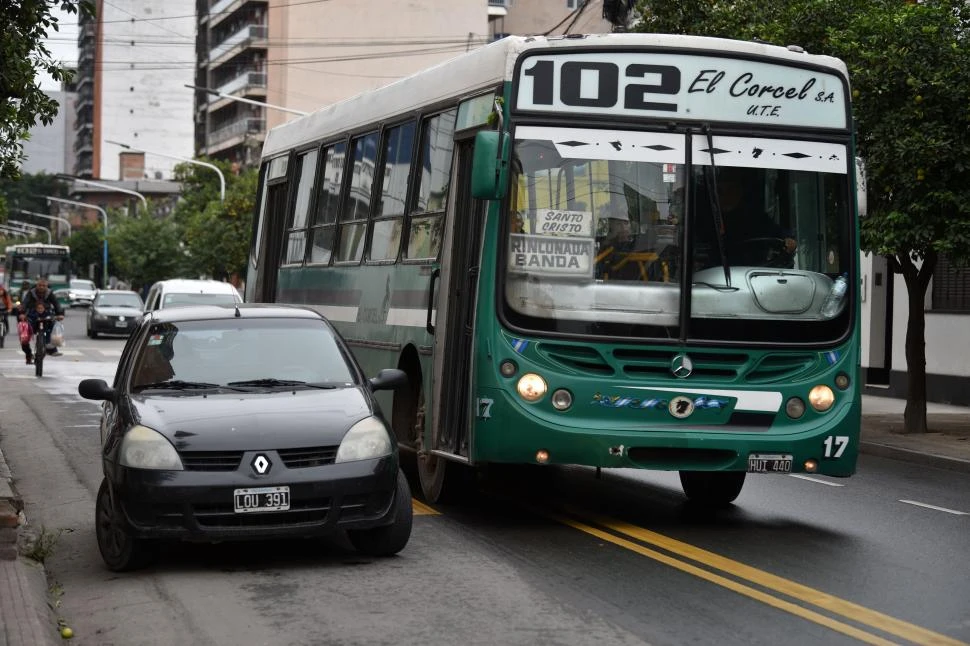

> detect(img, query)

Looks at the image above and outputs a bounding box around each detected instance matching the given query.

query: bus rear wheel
[679,471,746,507]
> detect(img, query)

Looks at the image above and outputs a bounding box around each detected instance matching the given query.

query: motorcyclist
[18,277,65,362]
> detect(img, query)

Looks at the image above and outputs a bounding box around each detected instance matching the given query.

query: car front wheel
[347,469,413,557]
[95,479,156,571]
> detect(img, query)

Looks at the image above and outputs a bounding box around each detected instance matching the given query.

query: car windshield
[130,318,356,391]
[71,280,96,290]
[97,293,143,308]
[162,292,237,308]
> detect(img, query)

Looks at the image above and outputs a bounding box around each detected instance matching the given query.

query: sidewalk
[860,394,970,473]
[0,395,967,644]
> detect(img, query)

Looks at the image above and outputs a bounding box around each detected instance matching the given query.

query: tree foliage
[0,1,93,179]
[0,171,68,233]
[108,208,181,291]
[634,0,970,431]
[173,160,257,281]
[63,221,106,281]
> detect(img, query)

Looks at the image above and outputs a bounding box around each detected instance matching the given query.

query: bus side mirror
[471,130,510,200]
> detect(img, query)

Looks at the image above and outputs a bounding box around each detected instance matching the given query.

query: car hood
[93,306,142,317]
[129,387,375,451]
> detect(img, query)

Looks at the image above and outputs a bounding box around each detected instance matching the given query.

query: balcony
[209,24,267,65]
[207,117,265,148]
[212,71,266,101]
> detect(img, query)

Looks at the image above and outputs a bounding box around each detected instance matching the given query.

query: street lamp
[45,196,109,288]
[8,220,51,243]
[105,140,225,202]
[15,208,72,239]
[185,84,308,116]
[0,225,29,239]
[56,174,148,213]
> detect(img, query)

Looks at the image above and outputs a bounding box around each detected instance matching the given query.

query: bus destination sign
[508,234,594,277]
[515,52,848,129]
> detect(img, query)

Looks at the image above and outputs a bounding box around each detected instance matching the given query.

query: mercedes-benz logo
[671,353,693,379]
[251,454,272,475]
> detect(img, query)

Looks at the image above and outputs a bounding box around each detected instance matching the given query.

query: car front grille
[180,451,244,471]
[193,498,332,528]
[277,446,338,468]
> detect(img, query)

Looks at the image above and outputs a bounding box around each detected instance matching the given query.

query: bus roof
[261,32,849,159]
[5,243,70,253]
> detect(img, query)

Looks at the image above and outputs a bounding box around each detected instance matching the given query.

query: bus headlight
[808,385,835,412]
[786,397,806,419]
[499,360,517,378]
[835,372,850,390]
[516,373,547,402]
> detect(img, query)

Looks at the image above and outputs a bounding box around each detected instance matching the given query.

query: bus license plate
[233,486,290,513]
[747,454,793,474]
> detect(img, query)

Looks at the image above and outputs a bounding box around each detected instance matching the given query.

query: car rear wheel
[95,479,156,571]
[346,469,413,557]
[678,471,746,507]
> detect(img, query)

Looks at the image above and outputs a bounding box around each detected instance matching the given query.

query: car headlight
[119,425,184,470]
[335,417,393,463]
[95,313,108,321]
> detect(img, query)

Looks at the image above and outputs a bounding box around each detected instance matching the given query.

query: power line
[61,0,336,27]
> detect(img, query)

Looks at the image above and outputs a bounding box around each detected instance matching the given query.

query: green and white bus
[248,34,860,505]
[3,243,73,295]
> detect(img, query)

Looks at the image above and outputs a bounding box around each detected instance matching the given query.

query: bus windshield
[503,126,851,343]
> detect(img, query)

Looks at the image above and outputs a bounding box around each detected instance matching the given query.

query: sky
[38,6,80,91]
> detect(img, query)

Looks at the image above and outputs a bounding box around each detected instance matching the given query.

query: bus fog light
[786,397,806,419]
[808,385,835,411]
[804,459,818,473]
[500,360,517,378]
[551,389,573,411]
[517,373,547,402]
[835,372,850,390]
[536,449,550,464]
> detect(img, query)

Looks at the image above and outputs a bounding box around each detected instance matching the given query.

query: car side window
[145,287,158,312]
[114,326,145,388]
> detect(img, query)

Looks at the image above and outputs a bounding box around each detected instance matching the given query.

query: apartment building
[74,0,196,180]
[195,0,487,168]
[21,85,77,175]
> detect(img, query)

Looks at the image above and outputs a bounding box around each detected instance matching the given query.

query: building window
[932,254,970,312]
[567,0,580,9]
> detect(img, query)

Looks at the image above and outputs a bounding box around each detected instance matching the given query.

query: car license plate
[747,453,793,473]
[233,486,290,513]
[114,321,127,328]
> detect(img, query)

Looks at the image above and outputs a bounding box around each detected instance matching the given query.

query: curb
[859,440,970,474]
[0,447,59,646]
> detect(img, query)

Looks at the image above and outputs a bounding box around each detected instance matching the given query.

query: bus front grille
[744,354,818,383]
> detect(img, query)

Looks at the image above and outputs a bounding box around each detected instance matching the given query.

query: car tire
[95,479,156,571]
[90,329,98,339]
[678,471,746,507]
[347,469,413,557]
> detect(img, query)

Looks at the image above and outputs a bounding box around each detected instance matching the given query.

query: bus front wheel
[679,471,745,507]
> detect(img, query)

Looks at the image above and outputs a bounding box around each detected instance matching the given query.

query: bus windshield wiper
[226,378,338,389]
[135,380,222,391]
[704,126,732,288]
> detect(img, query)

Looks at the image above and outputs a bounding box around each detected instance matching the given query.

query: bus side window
[406,109,457,260]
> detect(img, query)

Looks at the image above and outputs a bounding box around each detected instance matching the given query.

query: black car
[78,304,411,571]
[87,290,145,337]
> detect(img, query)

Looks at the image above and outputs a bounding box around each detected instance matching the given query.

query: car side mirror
[78,378,116,401]
[368,368,408,392]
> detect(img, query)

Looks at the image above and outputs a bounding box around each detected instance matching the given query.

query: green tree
[64,222,105,284]
[0,171,68,238]
[108,208,181,291]
[173,161,257,281]
[634,0,970,433]
[1,1,93,179]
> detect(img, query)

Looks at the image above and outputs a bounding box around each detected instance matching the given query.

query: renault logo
[251,454,272,475]
[671,353,693,379]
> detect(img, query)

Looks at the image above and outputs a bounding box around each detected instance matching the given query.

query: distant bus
[247,34,861,505]
[3,243,73,297]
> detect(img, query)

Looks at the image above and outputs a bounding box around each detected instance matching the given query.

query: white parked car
[143,279,243,313]
[62,278,98,307]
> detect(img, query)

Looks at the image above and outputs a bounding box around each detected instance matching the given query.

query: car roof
[96,290,140,297]
[153,279,240,295]
[145,303,325,324]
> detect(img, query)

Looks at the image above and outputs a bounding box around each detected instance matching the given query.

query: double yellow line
[552,507,966,646]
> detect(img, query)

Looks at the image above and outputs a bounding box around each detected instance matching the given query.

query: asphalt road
[0,310,968,646]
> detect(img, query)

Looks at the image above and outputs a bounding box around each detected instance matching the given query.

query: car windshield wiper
[134,379,222,391]
[225,378,338,389]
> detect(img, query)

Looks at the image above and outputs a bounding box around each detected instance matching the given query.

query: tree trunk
[892,252,937,434]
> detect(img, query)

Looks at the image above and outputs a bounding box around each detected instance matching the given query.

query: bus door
[430,139,484,460]
[254,179,289,302]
